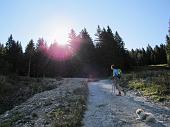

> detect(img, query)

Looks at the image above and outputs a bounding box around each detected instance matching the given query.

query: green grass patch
[120,65,170,102]
[129,80,146,90]
[128,78,170,102]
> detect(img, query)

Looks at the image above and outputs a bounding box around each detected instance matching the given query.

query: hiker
[111,64,122,96]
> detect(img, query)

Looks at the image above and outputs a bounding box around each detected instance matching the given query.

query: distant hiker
[111,64,122,96]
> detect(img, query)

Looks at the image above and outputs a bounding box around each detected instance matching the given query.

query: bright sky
[0,0,170,50]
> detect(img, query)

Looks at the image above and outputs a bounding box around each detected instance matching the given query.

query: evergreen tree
[79,28,95,63]
[68,29,80,55]
[0,43,5,59]
[95,25,102,48]
[95,27,114,74]
[94,26,128,76]
[47,42,60,76]
[114,31,129,68]
[77,28,95,75]
[129,49,137,66]
[166,35,170,66]
[146,44,153,65]
[5,35,23,74]
[0,43,10,74]
[159,44,167,64]
[25,39,35,77]
[95,25,105,73]
[35,38,48,77]
[67,29,86,76]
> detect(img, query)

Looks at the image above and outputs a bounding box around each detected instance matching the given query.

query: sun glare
[40,19,76,61]
[53,22,72,45]
[42,18,74,46]
[56,32,68,45]
[54,24,71,46]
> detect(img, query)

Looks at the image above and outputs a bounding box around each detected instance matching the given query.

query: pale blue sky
[0,0,170,50]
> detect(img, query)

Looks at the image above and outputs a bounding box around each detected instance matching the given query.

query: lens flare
[47,42,73,61]
[38,35,83,61]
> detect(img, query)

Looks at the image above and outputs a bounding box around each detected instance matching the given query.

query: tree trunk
[27,56,31,77]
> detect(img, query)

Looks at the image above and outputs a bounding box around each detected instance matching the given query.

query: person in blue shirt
[111,64,122,96]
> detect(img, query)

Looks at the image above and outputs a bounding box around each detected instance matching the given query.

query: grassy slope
[0,78,88,127]
[0,76,60,114]
[120,64,170,102]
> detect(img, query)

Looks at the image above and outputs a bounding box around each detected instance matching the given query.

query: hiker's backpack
[117,69,122,78]
[114,69,122,78]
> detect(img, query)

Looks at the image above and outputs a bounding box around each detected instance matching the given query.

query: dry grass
[49,82,88,127]
[120,67,170,102]
[0,75,61,114]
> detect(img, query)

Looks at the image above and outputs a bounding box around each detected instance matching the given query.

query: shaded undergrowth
[0,75,61,114]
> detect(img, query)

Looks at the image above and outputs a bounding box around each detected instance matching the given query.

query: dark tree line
[0,25,168,77]
[129,44,167,66]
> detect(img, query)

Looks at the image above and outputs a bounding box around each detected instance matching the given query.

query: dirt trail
[83,80,170,127]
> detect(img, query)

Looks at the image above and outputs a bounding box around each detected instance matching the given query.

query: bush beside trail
[119,69,170,105]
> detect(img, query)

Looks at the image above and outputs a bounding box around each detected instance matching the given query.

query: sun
[40,18,76,61]
[52,23,71,45]
[42,19,74,46]
[51,24,72,46]
[55,30,68,45]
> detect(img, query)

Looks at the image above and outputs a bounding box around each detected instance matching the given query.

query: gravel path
[83,80,170,127]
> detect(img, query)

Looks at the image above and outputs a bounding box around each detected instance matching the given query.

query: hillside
[0,78,88,127]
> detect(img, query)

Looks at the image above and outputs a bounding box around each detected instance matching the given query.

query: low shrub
[123,70,170,102]
[128,80,146,90]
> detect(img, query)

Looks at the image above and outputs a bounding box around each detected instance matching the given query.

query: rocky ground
[83,80,170,127]
[0,78,88,127]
